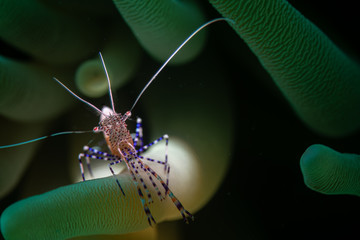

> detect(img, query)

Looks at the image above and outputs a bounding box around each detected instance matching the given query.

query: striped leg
[85,146,115,158]
[79,146,126,195]
[81,145,117,179]
[78,146,94,180]
[78,151,118,180]
[122,154,156,226]
[133,117,144,148]
[138,158,194,224]
[136,158,165,201]
[78,153,87,181]
[126,148,165,201]
[136,134,170,186]
[129,159,154,204]
[108,160,126,196]
[137,155,171,188]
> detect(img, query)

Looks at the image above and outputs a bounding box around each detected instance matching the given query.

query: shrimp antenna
[129,17,233,112]
[99,52,116,113]
[0,130,92,149]
[53,77,103,115]
[1,75,102,149]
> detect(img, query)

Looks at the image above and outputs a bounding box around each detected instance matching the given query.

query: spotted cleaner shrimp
[0,18,232,226]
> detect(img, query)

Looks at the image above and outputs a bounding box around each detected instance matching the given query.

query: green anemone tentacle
[300,144,360,196]
[0,175,151,239]
[0,0,104,64]
[210,0,360,137]
[0,57,74,121]
[112,0,205,64]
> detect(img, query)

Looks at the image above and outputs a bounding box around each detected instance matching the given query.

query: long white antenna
[1,76,99,149]
[0,130,92,149]
[129,17,233,112]
[98,52,116,113]
[53,77,103,115]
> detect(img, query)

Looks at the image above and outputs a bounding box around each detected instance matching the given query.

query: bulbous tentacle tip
[75,32,141,98]
[300,144,360,196]
[75,59,108,98]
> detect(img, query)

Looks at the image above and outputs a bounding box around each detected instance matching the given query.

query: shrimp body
[94,111,133,157]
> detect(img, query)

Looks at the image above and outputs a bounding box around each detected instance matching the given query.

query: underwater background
[1,0,360,239]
